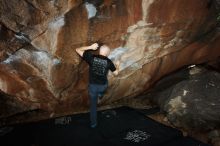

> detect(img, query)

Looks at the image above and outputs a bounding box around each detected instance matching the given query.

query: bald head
[99,45,110,56]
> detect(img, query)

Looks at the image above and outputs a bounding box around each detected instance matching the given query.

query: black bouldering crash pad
[162,137,210,146]
[0,107,210,146]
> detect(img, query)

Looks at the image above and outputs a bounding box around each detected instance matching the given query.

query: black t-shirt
[83,51,116,85]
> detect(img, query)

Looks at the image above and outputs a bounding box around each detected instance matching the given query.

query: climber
[75,43,120,128]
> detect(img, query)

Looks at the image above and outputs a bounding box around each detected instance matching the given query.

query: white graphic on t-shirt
[92,57,107,76]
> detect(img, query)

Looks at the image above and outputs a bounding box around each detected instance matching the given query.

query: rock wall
[0,0,220,123]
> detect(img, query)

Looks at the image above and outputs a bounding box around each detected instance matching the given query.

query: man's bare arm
[75,43,98,57]
[112,61,120,76]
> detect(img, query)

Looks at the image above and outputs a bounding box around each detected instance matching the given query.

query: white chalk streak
[49,16,65,29]
[2,55,20,64]
[109,47,139,71]
[85,2,97,19]
[108,47,127,61]
[33,51,50,63]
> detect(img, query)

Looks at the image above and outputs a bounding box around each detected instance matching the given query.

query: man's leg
[98,83,108,100]
[88,84,98,128]
[97,83,108,104]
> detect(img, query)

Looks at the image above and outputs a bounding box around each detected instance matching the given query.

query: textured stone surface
[0,0,220,124]
[165,69,220,130]
[148,66,220,131]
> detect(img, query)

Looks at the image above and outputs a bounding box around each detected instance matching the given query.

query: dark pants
[88,83,108,127]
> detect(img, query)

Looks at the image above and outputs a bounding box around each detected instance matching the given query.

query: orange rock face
[0,0,220,123]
